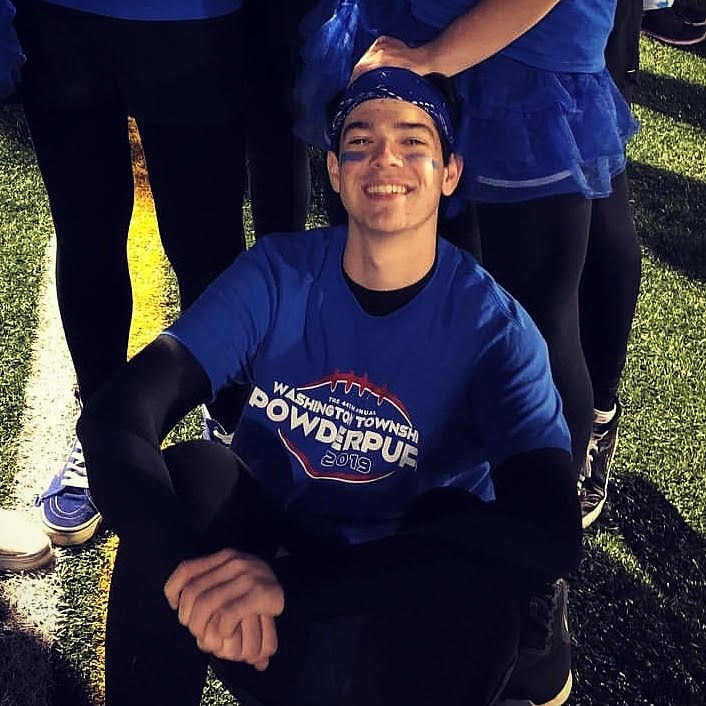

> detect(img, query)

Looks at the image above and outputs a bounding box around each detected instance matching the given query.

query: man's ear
[441,153,463,197]
[327,151,341,194]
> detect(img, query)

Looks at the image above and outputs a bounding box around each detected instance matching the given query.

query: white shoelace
[60,442,89,489]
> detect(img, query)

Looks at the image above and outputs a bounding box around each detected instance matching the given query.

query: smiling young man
[78,68,582,706]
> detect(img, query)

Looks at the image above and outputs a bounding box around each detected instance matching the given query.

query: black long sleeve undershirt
[78,334,581,584]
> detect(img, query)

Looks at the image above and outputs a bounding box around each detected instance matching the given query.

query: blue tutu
[0,0,24,99]
[294,0,639,208]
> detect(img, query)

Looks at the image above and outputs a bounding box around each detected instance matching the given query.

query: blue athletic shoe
[35,437,101,546]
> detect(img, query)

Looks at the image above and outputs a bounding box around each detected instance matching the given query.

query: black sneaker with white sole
[642,8,706,45]
[496,579,573,706]
[579,399,622,529]
[676,4,706,26]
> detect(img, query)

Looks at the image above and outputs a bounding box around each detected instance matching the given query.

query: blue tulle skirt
[295,0,639,208]
[0,1,24,99]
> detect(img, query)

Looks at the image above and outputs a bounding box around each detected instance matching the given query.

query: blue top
[295,0,637,204]
[39,0,242,21]
[410,0,617,72]
[166,226,571,544]
[1,0,23,98]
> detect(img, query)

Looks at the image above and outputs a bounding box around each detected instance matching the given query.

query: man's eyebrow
[394,121,436,138]
[341,120,372,139]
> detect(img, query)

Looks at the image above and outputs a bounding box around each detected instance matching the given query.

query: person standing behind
[11,0,306,547]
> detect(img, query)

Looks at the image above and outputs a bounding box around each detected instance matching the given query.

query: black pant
[581,171,641,411]
[477,194,594,470]
[106,441,521,706]
[14,0,310,404]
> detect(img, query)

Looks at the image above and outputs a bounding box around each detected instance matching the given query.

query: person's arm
[79,239,276,542]
[350,0,561,81]
[402,299,581,587]
[77,334,212,545]
[401,448,581,588]
[79,335,284,669]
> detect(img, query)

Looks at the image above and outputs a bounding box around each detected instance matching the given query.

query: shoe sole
[42,513,102,546]
[0,545,55,572]
[641,28,706,45]
[496,671,573,706]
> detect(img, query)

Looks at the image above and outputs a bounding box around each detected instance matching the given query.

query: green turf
[0,101,52,507]
[1,31,705,706]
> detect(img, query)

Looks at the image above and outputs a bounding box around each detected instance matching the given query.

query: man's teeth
[365,184,409,194]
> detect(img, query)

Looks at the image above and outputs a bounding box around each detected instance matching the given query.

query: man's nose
[370,139,403,167]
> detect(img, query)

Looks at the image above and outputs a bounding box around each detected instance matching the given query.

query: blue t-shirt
[40,0,241,21]
[166,226,570,544]
[410,0,617,72]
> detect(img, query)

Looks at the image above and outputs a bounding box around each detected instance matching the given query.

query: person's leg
[578,173,641,527]
[21,102,134,402]
[105,440,280,706]
[242,0,313,236]
[14,2,137,544]
[215,536,521,706]
[107,440,521,706]
[116,12,249,311]
[14,1,135,403]
[605,0,644,102]
[137,119,248,309]
[575,0,644,528]
[477,195,593,473]
[581,173,641,414]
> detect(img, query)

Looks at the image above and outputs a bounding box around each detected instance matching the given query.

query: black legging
[243,0,314,236]
[20,101,249,403]
[477,174,641,467]
[106,440,521,706]
[581,171,641,411]
[477,193,594,471]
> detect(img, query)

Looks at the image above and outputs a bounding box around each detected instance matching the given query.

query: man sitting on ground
[78,68,582,706]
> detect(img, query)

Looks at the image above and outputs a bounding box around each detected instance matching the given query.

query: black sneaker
[496,579,572,706]
[642,8,706,45]
[676,4,706,26]
[579,399,622,529]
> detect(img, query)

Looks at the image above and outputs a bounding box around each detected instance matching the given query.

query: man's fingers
[238,614,263,665]
[217,582,284,634]
[177,558,270,631]
[164,548,241,609]
[259,615,278,665]
[197,612,223,654]
[214,624,243,662]
[182,572,258,637]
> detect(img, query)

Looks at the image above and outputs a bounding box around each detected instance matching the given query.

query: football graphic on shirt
[247,372,419,483]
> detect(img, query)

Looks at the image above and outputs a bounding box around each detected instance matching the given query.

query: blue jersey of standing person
[35,0,242,20]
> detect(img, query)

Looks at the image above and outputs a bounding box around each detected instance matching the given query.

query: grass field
[1,33,705,706]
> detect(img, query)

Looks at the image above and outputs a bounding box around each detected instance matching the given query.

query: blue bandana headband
[327,67,456,154]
